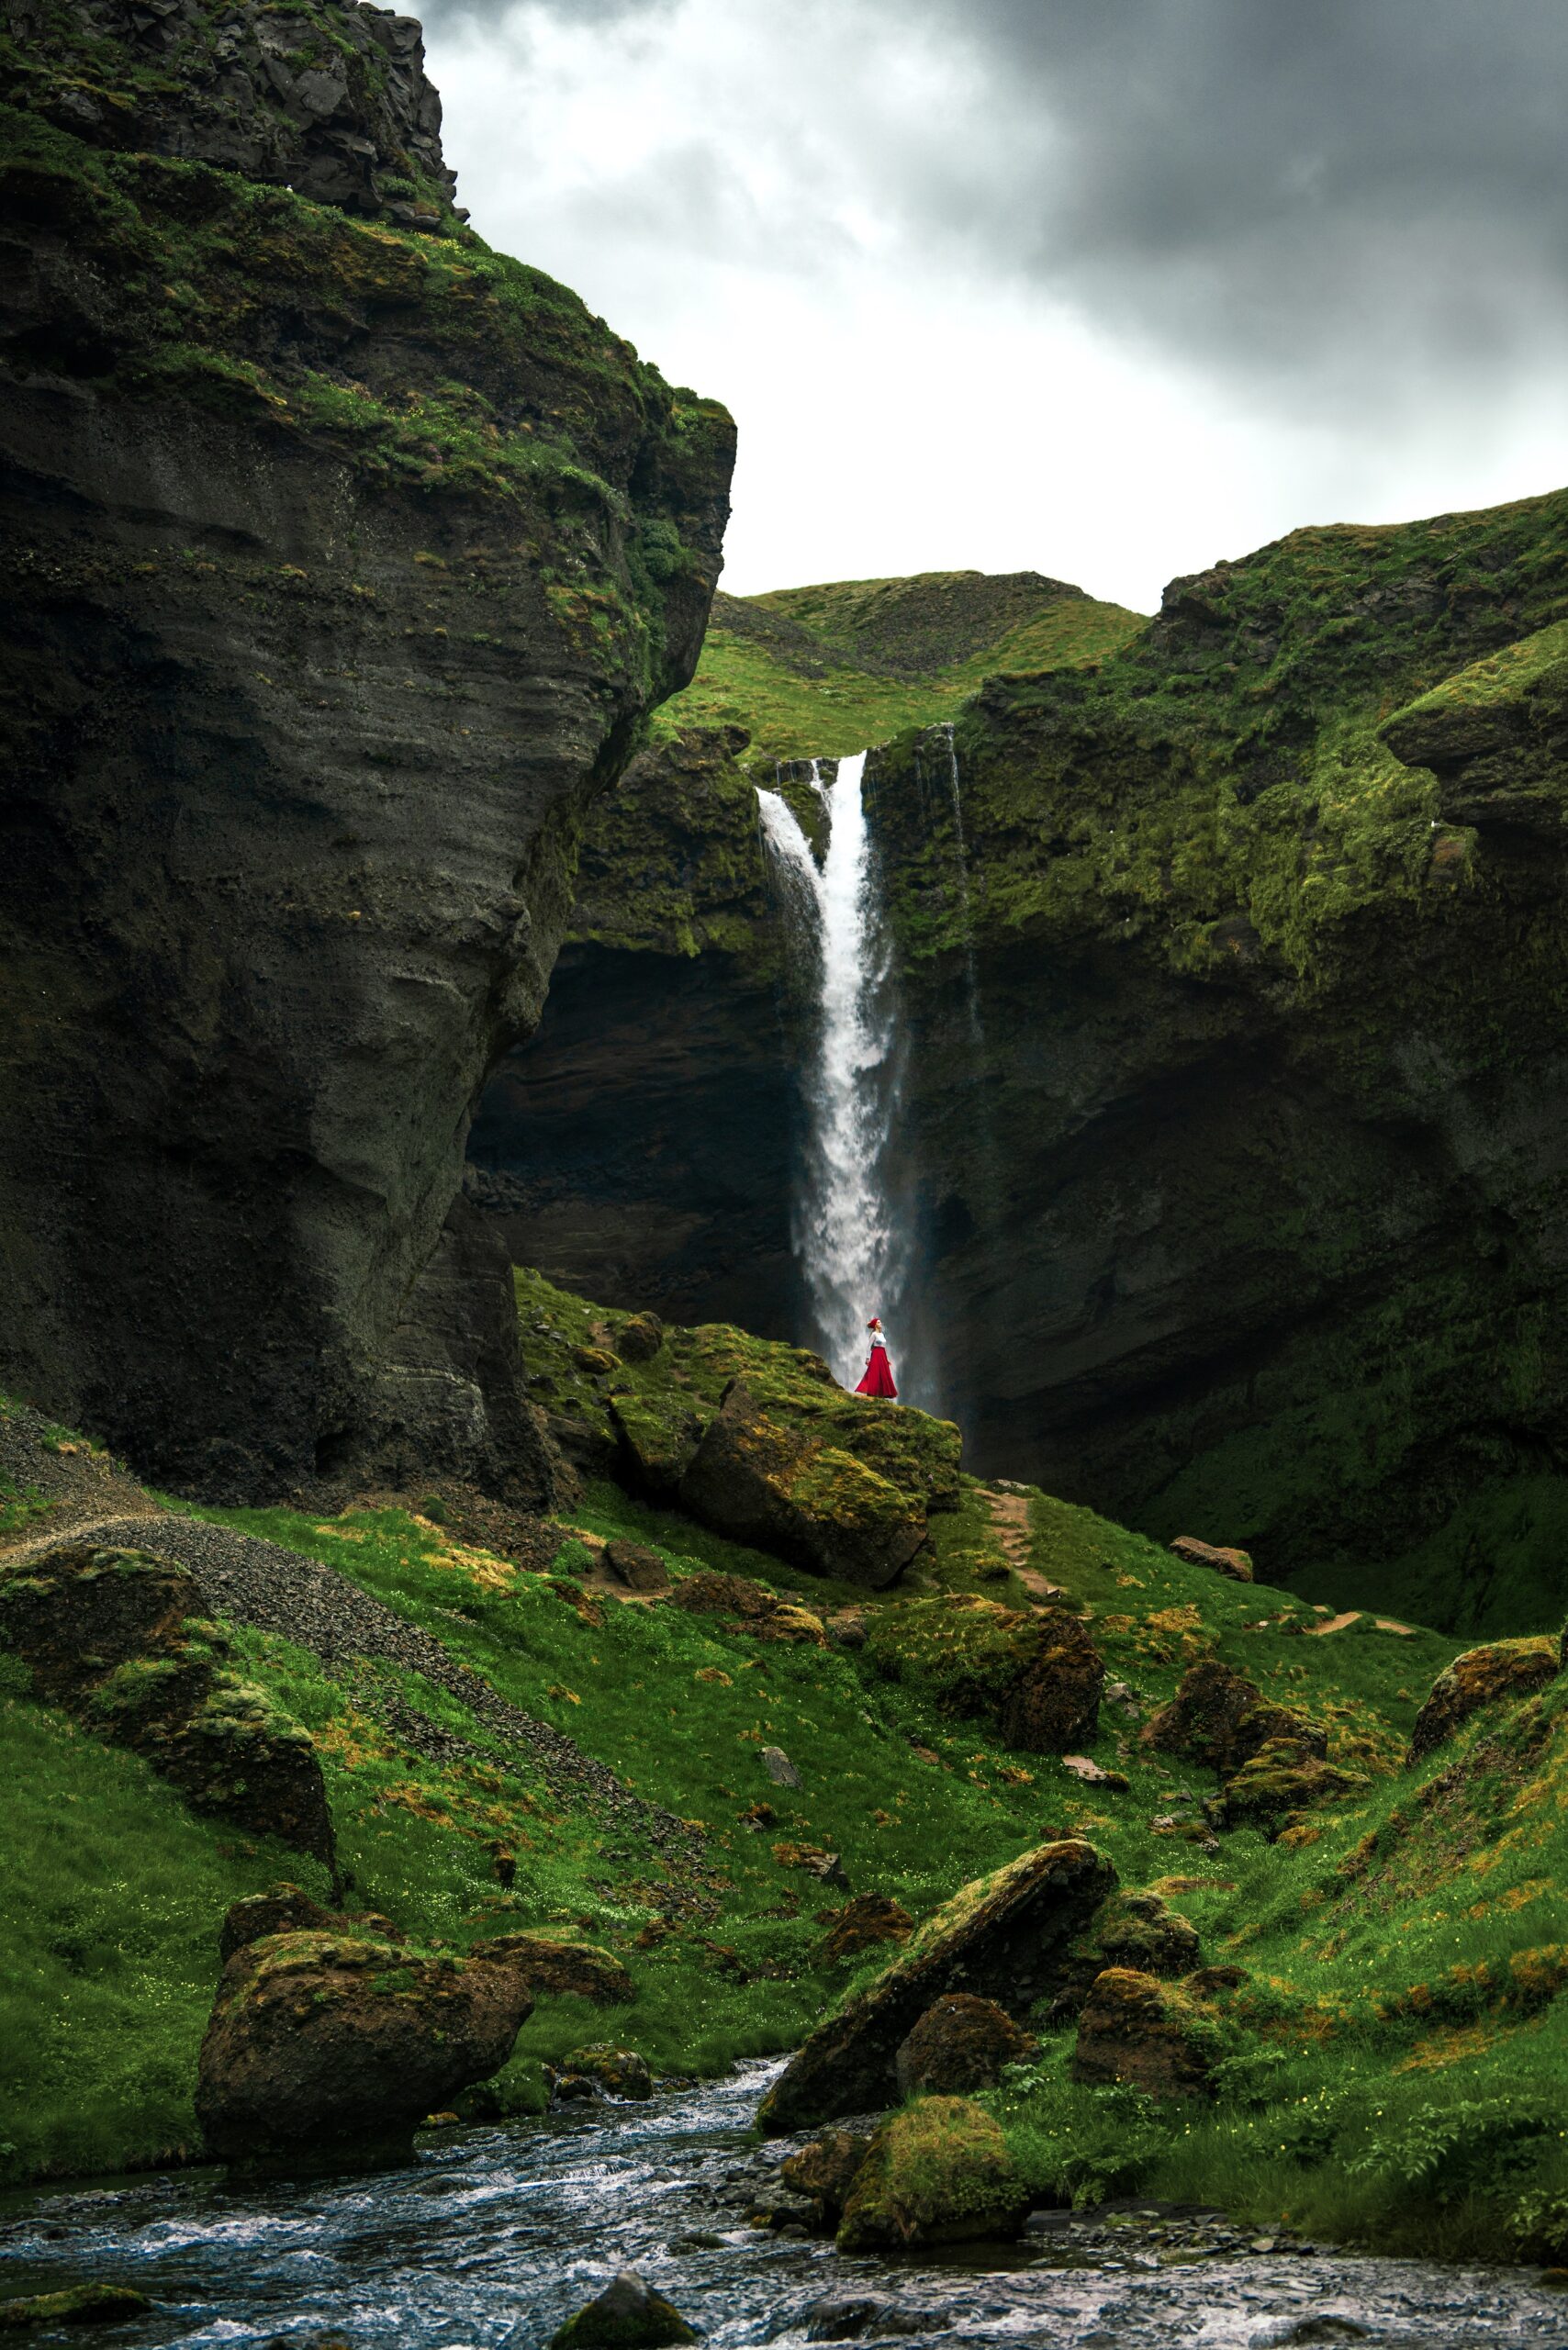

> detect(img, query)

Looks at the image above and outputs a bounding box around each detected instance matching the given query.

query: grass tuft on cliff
[656,572,1145,766]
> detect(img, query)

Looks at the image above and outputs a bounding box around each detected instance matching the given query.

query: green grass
[657,588,1143,767]
[5,1329,1566,2260]
[0,1653,331,2186]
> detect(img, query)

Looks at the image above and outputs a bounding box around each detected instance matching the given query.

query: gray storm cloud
[421,0,1568,414]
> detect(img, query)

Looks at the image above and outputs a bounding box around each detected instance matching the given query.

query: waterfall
[756,754,906,1391]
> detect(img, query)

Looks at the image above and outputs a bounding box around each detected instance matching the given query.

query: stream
[5,2064,1568,2350]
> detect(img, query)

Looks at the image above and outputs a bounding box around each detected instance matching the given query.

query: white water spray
[756,754,906,1388]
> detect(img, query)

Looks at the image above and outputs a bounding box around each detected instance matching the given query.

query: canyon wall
[487,508,1568,1630]
[0,0,734,1499]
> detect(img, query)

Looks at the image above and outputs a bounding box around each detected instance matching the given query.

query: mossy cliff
[479,500,1568,1633]
[0,0,734,1499]
[865,487,1568,1632]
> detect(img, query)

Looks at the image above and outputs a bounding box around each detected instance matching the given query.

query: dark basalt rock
[0,2283,151,2328]
[1212,1739,1371,1837]
[0,0,734,1505]
[678,1382,926,1590]
[816,1894,913,1965]
[0,1544,334,1865]
[1407,1635,1561,1761]
[758,1838,1114,2133]
[601,1538,670,1595]
[553,2044,653,2100]
[196,1928,533,2163]
[1070,1966,1218,2098]
[1143,1659,1324,1780]
[11,0,463,226]
[1049,1887,1202,2020]
[549,2272,697,2350]
[836,2097,1030,2252]
[893,1993,1036,2097]
[470,1933,637,2008]
[779,2130,873,2224]
[218,1886,404,1966]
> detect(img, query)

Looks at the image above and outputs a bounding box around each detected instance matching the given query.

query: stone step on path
[981,1485,1067,1605]
[1,1504,710,1875]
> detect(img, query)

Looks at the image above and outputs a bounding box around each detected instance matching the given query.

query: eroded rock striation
[0,0,733,1500]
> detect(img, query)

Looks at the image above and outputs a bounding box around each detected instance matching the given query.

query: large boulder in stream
[196,1930,533,2165]
[757,1838,1114,2133]
[836,2098,1030,2252]
[549,2272,697,2350]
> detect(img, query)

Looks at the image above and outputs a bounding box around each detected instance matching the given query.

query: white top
[868,1330,887,1348]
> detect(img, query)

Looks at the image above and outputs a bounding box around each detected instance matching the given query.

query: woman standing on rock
[856,1316,898,1399]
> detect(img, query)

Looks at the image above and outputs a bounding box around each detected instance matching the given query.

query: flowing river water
[6,2064,1568,2350]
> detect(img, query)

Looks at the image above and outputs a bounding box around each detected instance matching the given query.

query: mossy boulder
[549,2272,697,2350]
[758,1838,1114,2132]
[0,1544,333,1865]
[894,1994,1036,2097]
[218,1886,401,1966]
[195,1930,534,2164]
[1408,1636,1561,1762]
[609,1392,712,1496]
[1051,1889,1202,2018]
[817,1895,914,1965]
[601,1539,670,1595]
[616,1315,666,1364]
[678,1382,926,1588]
[556,2044,653,2099]
[1214,1740,1372,1837]
[471,1934,636,2007]
[1070,1967,1220,2098]
[779,2129,874,2222]
[0,2284,151,2329]
[522,1275,960,1582]
[0,1542,189,1673]
[836,2098,1030,2252]
[867,1594,1103,1751]
[1170,1537,1254,1583]
[1142,1659,1325,1779]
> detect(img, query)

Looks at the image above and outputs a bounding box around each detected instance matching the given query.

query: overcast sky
[421,0,1568,609]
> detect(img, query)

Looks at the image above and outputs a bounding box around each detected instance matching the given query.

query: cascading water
[756,754,907,1390]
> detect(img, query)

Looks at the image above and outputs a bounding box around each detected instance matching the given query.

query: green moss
[0,85,730,711]
[836,2094,1028,2248]
[656,574,1145,767]
[869,490,1568,980]
[514,1265,960,1537]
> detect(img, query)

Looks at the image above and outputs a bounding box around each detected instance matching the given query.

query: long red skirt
[856,1346,898,1398]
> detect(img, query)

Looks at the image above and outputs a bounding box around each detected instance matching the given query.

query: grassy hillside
[656,571,1145,765]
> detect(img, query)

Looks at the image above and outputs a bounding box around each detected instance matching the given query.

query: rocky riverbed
[4,2064,1567,2349]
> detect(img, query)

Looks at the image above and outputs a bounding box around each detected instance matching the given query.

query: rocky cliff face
[869,495,1568,1632]
[466,727,806,1337]
[0,0,734,1499]
[486,511,1568,1632]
